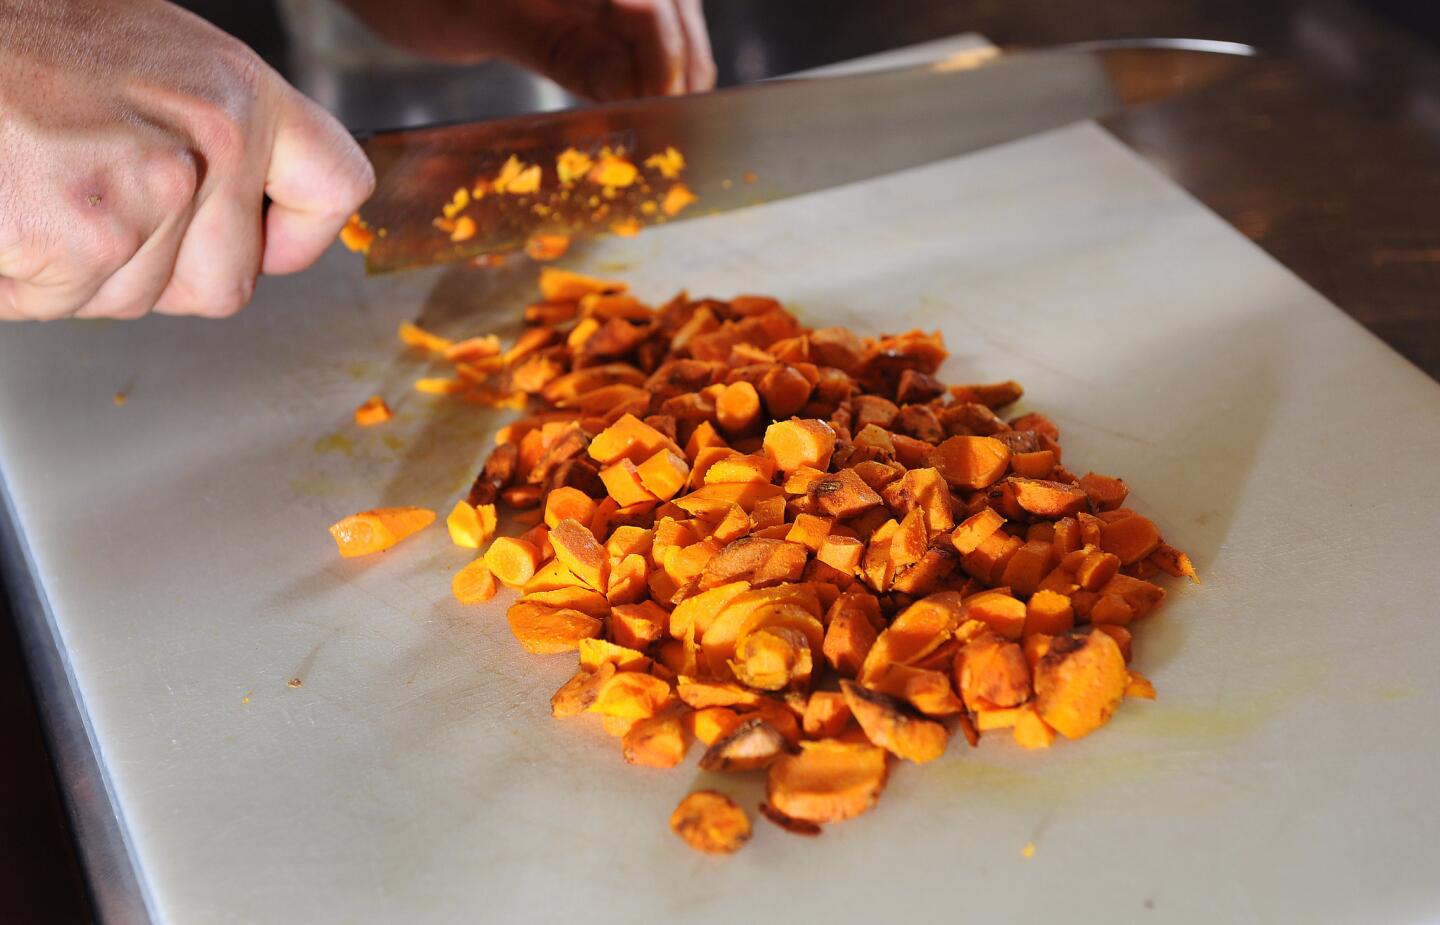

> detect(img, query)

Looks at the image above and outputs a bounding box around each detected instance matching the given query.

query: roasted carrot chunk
[955,632,1031,711]
[587,671,672,718]
[623,712,689,767]
[538,267,626,302]
[840,681,949,763]
[354,395,393,426]
[670,790,751,855]
[928,435,1011,490]
[1034,631,1128,739]
[507,602,603,654]
[544,487,599,530]
[764,419,837,473]
[802,691,853,739]
[1125,670,1157,700]
[1012,704,1056,749]
[549,519,610,591]
[447,500,498,548]
[1078,472,1129,511]
[951,508,1006,555]
[1099,513,1163,565]
[329,507,435,557]
[699,717,790,772]
[451,558,498,604]
[767,739,889,824]
[685,706,744,745]
[485,536,543,587]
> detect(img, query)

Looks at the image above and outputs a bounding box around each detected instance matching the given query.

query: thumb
[262,92,375,275]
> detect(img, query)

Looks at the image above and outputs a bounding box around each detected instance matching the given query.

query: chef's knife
[356,39,1255,274]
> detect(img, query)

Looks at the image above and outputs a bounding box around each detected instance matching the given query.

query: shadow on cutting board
[1052,302,1287,675]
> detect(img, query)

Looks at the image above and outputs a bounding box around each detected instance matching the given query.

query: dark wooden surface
[3,0,1437,919]
[0,592,93,924]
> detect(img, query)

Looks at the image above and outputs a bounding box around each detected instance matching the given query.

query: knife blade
[357,39,1255,274]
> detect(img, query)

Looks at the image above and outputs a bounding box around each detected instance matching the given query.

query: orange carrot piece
[484,536,543,587]
[802,692,853,739]
[539,267,626,302]
[354,395,393,426]
[1078,472,1129,511]
[766,740,889,824]
[1012,704,1056,749]
[451,558,498,604]
[549,519,610,591]
[670,790,751,855]
[684,706,744,746]
[447,500,498,549]
[600,459,660,507]
[623,713,690,768]
[506,602,603,654]
[763,419,837,473]
[1025,589,1075,637]
[715,381,762,435]
[1010,449,1056,479]
[329,507,435,558]
[1099,514,1163,565]
[544,487,599,530]
[587,671,673,718]
[636,450,691,501]
[1034,631,1128,739]
[1125,670,1157,700]
[397,320,452,353]
[951,509,1006,555]
[928,435,1011,490]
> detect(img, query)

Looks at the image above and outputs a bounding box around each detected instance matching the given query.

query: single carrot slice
[484,536,543,587]
[670,791,751,855]
[766,739,889,824]
[506,602,602,654]
[451,558,498,604]
[549,519,610,591]
[539,267,627,302]
[329,507,435,558]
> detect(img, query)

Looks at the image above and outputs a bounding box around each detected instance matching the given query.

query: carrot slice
[329,507,435,557]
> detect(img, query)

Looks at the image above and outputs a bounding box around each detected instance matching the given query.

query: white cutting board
[2,121,1439,924]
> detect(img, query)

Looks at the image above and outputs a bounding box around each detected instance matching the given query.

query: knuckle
[143,148,201,211]
[322,135,376,210]
[68,219,141,279]
[188,100,249,168]
[215,39,267,102]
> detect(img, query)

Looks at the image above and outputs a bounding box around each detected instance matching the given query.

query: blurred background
[4,0,1437,920]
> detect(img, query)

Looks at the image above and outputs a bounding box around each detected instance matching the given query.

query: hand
[0,0,374,321]
[342,0,716,101]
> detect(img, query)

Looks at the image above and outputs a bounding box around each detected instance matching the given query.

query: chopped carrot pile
[335,266,1198,852]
